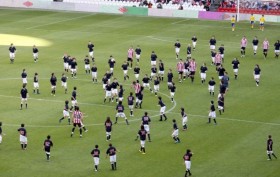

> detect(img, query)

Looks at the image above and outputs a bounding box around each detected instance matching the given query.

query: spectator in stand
[148,1,153,8]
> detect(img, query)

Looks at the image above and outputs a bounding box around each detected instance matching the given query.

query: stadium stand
[218,0,280,14]
[62,0,209,11]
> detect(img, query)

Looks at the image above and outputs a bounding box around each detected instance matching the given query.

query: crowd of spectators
[220,0,279,10]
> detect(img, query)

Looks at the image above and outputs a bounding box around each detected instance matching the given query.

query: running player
[59,100,70,124]
[169,82,176,103]
[134,65,140,80]
[43,135,53,161]
[142,74,153,93]
[153,76,160,96]
[252,36,259,56]
[263,38,269,59]
[274,40,280,59]
[177,59,184,83]
[200,63,207,84]
[189,58,197,83]
[32,45,39,63]
[122,61,130,81]
[70,58,78,78]
[84,55,90,74]
[61,73,68,94]
[209,36,216,51]
[114,101,129,125]
[33,72,40,94]
[208,100,217,125]
[174,39,181,59]
[259,14,265,31]
[111,78,119,102]
[254,64,261,86]
[172,119,180,143]
[181,107,188,131]
[105,117,113,141]
[91,145,100,171]
[20,85,28,110]
[208,77,216,96]
[135,45,141,63]
[108,55,116,76]
[127,46,134,68]
[9,43,16,64]
[158,96,167,121]
[231,15,236,31]
[150,51,157,66]
[135,125,147,154]
[232,58,240,79]
[191,35,197,50]
[183,149,193,177]
[106,143,117,170]
[158,60,165,81]
[218,44,225,62]
[91,64,98,83]
[62,54,69,72]
[104,81,112,103]
[70,106,83,138]
[142,112,151,142]
[88,41,94,61]
[70,87,78,111]
[186,44,192,59]
[18,124,27,150]
[50,73,57,96]
[267,135,277,160]
[127,92,135,116]
[21,69,27,86]
[240,36,247,57]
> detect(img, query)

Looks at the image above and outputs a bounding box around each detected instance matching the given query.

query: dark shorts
[73,123,82,127]
[216,63,221,66]
[127,57,133,62]
[263,49,268,52]
[178,71,183,74]
[190,71,195,75]
[241,47,246,50]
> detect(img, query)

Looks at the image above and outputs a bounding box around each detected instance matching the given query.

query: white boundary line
[26,14,95,30]
[171,19,190,25]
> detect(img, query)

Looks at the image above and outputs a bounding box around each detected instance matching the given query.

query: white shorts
[175,48,180,53]
[136,54,140,59]
[71,69,77,73]
[105,91,112,97]
[68,65,71,70]
[172,129,179,137]
[200,73,206,79]
[218,76,223,80]
[185,161,191,170]
[20,135,27,144]
[221,54,224,58]
[151,72,156,77]
[89,51,94,58]
[208,85,214,92]
[233,69,238,73]
[210,45,215,50]
[183,69,189,75]
[118,97,123,101]
[112,89,118,95]
[208,111,216,118]
[275,50,280,53]
[71,100,77,107]
[63,110,70,117]
[254,74,260,80]
[160,106,166,114]
[218,105,224,110]
[21,98,27,103]
[182,116,188,125]
[22,78,27,84]
[33,82,39,88]
[110,68,114,72]
[143,83,150,88]
[144,124,150,133]
[211,57,215,63]
[192,42,197,47]
[158,71,164,75]
[187,54,191,58]
[33,53,38,59]
[116,112,126,118]
[253,45,258,51]
[85,64,90,70]
[267,150,274,155]
[103,84,106,89]
[0,135,2,143]
[170,92,175,97]
[92,72,97,78]
[10,52,15,59]
[128,105,134,110]
[135,74,139,79]
[61,82,67,88]
[109,155,116,163]
[106,131,111,136]
[154,85,159,91]
[140,140,145,147]
[151,61,156,65]
[64,63,69,69]
[123,70,128,75]
[94,157,99,165]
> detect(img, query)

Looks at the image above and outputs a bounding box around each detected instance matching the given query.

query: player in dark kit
[43,135,53,161]
[84,55,90,74]
[105,117,113,141]
[21,69,28,86]
[59,100,70,124]
[62,54,69,72]
[169,82,176,103]
[115,101,129,125]
[122,61,130,81]
[191,35,197,50]
[91,64,98,83]
[232,58,240,80]
[135,87,144,109]
[133,65,140,80]
[142,112,151,142]
[174,39,181,59]
[187,44,192,59]
[200,63,208,84]
[172,119,180,143]
[61,73,68,94]
[150,51,157,66]
[111,78,119,102]
[167,69,174,88]
[70,58,78,78]
[50,73,57,96]
[135,45,142,63]
[252,36,259,56]
[267,135,277,160]
[181,107,188,131]
[209,36,216,51]
[88,41,95,61]
[9,43,16,64]
[127,92,135,116]
[91,145,100,171]
[108,55,116,76]
[183,149,193,177]
[208,100,217,124]
[0,122,2,144]
[118,85,124,103]
[18,124,27,150]
[20,85,28,110]
[218,94,225,115]
[106,143,117,170]
[33,72,40,94]
[274,40,280,59]
[208,77,216,96]
[158,96,167,121]
[218,44,225,62]
[70,87,77,111]
[254,64,261,86]
[32,45,39,62]
[158,60,165,81]
[153,76,160,96]
[135,125,147,154]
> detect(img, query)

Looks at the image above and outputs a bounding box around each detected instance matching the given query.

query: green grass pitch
[0,8,279,177]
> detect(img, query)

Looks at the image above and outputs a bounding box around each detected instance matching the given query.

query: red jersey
[263,40,269,49]
[177,62,184,72]
[73,111,83,123]
[189,60,197,72]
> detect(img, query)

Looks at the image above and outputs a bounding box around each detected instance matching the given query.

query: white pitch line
[171,19,190,25]
[26,13,95,30]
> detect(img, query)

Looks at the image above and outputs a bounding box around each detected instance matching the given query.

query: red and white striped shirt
[215,53,222,64]
[189,60,197,72]
[177,62,184,72]
[127,48,134,58]
[73,111,83,123]
[133,83,141,94]
[263,40,269,49]
[241,38,247,47]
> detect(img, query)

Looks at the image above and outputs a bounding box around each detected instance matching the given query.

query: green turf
[0,8,279,177]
